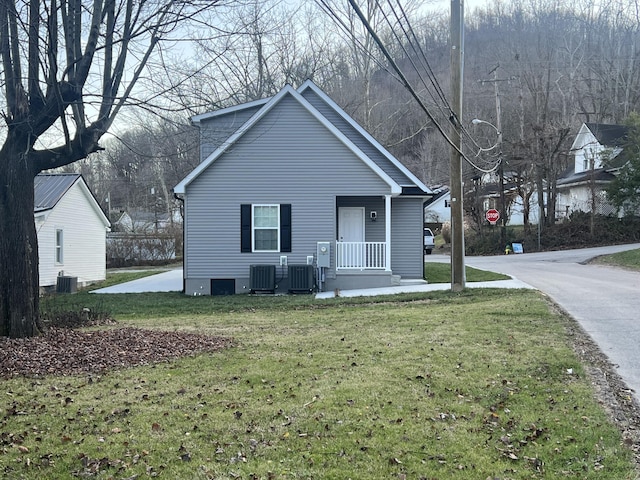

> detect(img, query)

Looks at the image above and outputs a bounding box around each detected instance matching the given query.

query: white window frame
[55,228,64,263]
[252,204,280,252]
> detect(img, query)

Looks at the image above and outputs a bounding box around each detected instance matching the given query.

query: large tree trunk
[0,142,41,338]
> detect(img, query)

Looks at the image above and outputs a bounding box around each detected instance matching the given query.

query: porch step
[391,275,428,286]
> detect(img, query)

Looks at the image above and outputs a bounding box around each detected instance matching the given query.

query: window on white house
[55,229,64,263]
[252,205,279,251]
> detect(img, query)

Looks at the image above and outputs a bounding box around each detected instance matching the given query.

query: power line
[331,0,500,174]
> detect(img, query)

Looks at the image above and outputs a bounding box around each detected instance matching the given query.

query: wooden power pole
[450,0,465,291]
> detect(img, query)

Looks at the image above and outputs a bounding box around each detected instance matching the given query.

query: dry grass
[2,289,636,479]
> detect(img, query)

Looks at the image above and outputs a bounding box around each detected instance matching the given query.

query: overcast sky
[431,0,492,12]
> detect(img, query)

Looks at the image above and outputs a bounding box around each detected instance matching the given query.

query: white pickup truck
[423,227,435,255]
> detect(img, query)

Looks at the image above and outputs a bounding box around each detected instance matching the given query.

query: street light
[471,118,501,152]
[471,118,507,248]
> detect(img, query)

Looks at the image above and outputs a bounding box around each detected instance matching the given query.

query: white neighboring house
[111,208,182,233]
[423,187,450,224]
[556,123,629,218]
[475,172,543,226]
[34,173,111,289]
[423,184,538,227]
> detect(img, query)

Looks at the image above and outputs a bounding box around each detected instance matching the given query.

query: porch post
[385,195,392,271]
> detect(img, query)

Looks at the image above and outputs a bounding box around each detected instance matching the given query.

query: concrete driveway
[91,268,183,294]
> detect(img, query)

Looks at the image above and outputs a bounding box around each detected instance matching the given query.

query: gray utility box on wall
[316,242,331,268]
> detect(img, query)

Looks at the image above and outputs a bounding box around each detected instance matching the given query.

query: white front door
[338,207,365,268]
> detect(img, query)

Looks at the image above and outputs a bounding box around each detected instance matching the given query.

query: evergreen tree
[606,113,640,215]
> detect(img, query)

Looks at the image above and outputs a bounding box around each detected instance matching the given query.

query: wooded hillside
[73,0,640,228]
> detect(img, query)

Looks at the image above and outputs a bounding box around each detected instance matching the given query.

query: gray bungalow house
[174,80,433,295]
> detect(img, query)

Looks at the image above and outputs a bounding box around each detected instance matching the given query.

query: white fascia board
[557,179,611,189]
[176,84,403,196]
[292,88,402,195]
[570,123,597,152]
[34,211,50,222]
[76,178,111,228]
[298,80,433,195]
[176,86,302,194]
[190,98,271,125]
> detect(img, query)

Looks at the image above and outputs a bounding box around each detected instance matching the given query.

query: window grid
[55,229,64,263]
[252,205,279,252]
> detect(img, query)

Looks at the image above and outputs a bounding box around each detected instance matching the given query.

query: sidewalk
[92,267,533,297]
[315,278,533,298]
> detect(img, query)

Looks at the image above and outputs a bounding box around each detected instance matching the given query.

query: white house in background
[474,174,543,226]
[111,208,182,233]
[556,123,629,218]
[423,187,450,225]
[34,173,111,289]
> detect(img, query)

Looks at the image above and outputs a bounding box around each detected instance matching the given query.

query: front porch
[327,194,425,291]
[336,195,392,272]
[335,241,387,270]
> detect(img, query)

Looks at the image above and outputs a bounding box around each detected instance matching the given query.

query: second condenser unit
[288,264,314,293]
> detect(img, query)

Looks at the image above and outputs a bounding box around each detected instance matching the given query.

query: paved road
[462,243,640,402]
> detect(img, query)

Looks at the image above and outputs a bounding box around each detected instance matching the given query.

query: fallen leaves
[0,327,234,378]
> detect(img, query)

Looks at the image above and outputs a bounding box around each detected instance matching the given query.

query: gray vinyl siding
[198,105,264,161]
[391,197,424,278]
[300,88,415,187]
[184,93,391,284]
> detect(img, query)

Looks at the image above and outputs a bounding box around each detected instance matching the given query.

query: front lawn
[2,289,635,478]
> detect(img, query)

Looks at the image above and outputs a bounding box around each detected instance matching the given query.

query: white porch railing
[336,242,387,270]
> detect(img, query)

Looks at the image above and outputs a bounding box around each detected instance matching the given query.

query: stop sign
[486,208,500,225]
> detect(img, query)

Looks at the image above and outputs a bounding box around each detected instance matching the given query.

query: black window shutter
[241,204,252,252]
[280,204,292,252]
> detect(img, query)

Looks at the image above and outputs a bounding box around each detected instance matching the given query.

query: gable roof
[557,168,617,188]
[584,123,628,147]
[34,173,110,227]
[297,80,430,193]
[567,123,631,175]
[423,187,449,207]
[190,97,270,125]
[175,81,432,197]
[34,173,81,212]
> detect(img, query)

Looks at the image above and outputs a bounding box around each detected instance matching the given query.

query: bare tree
[182,0,341,109]
[0,0,222,338]
[80,113,200,222]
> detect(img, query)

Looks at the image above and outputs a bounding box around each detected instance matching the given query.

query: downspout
[385,195,392,271]
[173,191,185,293]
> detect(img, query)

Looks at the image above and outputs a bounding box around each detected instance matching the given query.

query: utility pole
[479,66,508,248]
[450,0,465,291]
